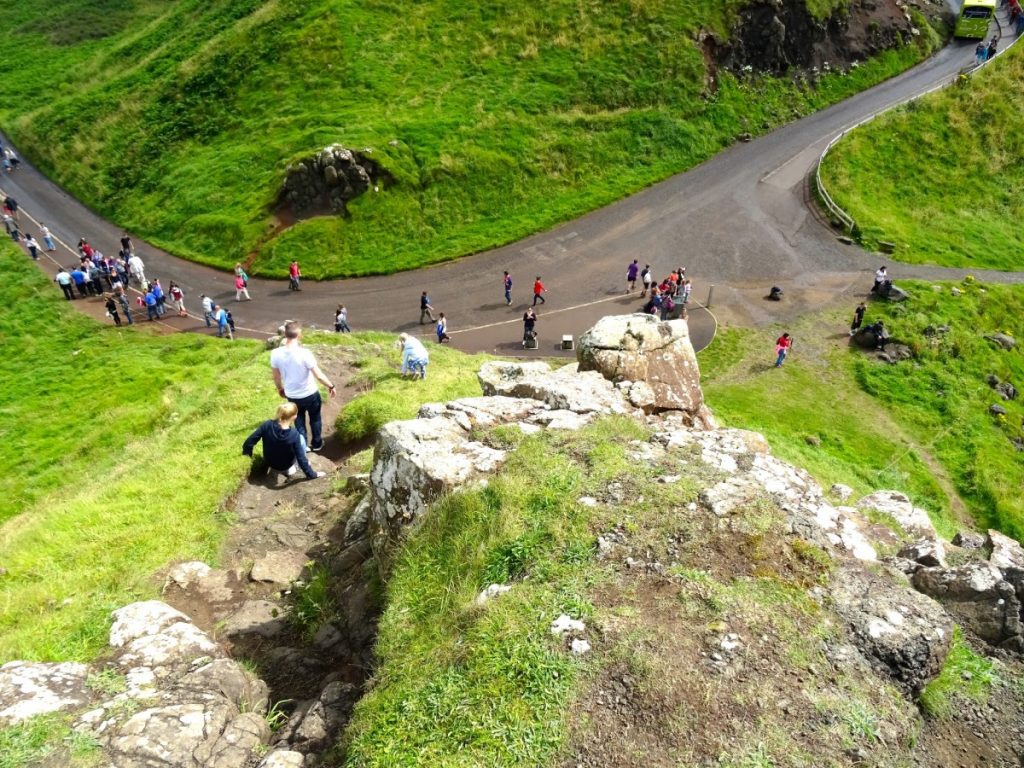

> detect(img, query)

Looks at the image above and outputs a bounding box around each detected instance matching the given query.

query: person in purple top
[626,259,640,293]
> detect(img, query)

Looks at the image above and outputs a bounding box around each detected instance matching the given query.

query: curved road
[3,28,1020,355]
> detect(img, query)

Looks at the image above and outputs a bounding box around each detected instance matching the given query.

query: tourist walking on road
[234,262,248,285]
[976,41,987,65]
[201,294,214,327]
[71,266,88,298]
[680,278,692,307]
[116,288,133,325]
[871,265,888,294]
[288,261,302,291]
[54,268,74,301]
[398,333,430,379]
[523,307,538,347]
[532,276,546,306]
[242,402,326,481]
[152,279,166,316]
[270,321,337,451]
[24,234,39,260]
[144,289,159,321]
[40,224,56,252]
[128,253,146,286]
[774,333,793,368]
[235,273,251,301]
[170,282,186,316]
[640,264,653,297]
[850,302,866,336]
[4,196,18,221]
[213,304,232,339]
[334,305,351,332]
[436,313,451,343]
[120,233,134,255]
[105,296,122,327]
[626,259,639,292]
[987,36,998,61]
[503,271,513,306]
[419,291,435,324]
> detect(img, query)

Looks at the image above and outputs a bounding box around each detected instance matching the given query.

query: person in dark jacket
[242,403,325,480]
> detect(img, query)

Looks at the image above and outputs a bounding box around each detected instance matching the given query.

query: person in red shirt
[532,276,546,306]
[288,260,301,291]
[774,333,792,367]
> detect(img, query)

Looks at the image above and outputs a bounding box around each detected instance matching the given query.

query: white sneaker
[286,463,298,477]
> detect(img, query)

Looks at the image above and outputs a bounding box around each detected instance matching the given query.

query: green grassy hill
[0,0,937,278]
[820,43,1024,270]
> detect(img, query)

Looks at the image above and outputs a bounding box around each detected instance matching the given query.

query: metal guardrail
[815,14,1022,236]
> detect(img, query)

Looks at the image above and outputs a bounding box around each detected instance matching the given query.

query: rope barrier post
[706,284,715,309]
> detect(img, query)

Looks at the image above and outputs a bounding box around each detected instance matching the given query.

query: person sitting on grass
[398,332,430,379]
[242,402,325,480]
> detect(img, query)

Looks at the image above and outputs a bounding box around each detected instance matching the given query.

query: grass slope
[0,246,277,661]
[700,280,1024,541]
[336,417,917,766]
[820,43,1024,270]
[0,0,937,278]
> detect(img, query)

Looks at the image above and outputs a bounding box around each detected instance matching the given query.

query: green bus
[955,0,996,38]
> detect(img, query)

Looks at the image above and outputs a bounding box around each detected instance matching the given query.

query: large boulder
[913,562,1023,649]
[0,661,90,725]
[856,490,944,561]
[831,565,952,693]
[477,361,635,416]
[368,416,507,571]
[576,314,707,420]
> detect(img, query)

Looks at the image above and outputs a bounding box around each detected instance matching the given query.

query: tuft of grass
[919,627,998,718]
[0,0,938,278]
[821,42,1024,270]
[291,563,335,642]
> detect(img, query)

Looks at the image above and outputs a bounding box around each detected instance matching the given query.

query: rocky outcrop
[576,313,712,424]
[0,661,90,725]
[72,601,271,768]
[909,529,1024,652]
[719,0,917,77]
[478,360,637,416]
[278,144,390,217]
[831,564,952,693]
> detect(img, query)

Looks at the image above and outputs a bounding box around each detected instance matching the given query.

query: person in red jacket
[288,261,302,291]
[532,275,546,306]
[774,333,793,368]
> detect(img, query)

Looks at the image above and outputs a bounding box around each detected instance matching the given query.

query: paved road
[2,26,1020,355]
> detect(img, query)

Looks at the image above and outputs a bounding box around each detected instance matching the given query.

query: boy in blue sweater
[242,403,325,480]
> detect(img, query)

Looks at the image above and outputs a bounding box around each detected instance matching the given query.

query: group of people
[975,35,1000,65]
[629,260,693,320]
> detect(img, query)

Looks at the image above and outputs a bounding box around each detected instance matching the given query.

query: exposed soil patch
[717,0,929,77]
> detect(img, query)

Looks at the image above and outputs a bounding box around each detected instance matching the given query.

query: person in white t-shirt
[269,321,337,452]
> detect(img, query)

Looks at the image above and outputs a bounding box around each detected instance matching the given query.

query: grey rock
[0,661,90,725]
[368,416,506,572]
[996,382,1017,400]
[258,751,306,768]
[107,702,235,767]
[856,491,939,544]
[897,539,945,567]
[913,562,1022,646]
[193,711,270,768]
[276,681,355,753]
[830,483,854,501]
[575,314,708,419]
[178,659,269,715]
[952,530,986,550]
[268,522,314,550]
[344,494,371,544]
[221,601,288,640]
[250,551,307,586]
[985,332,1017,350]
[990,404,1008,416]
[877,344,913,364]
[478,361,635,416]
[831,564,952,693]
